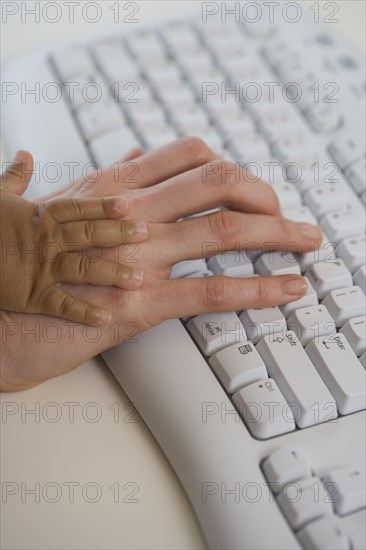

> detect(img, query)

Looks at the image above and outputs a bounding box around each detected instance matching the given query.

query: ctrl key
[232,379,295,439]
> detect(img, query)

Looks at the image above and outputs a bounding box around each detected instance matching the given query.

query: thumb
[1,150,34,196]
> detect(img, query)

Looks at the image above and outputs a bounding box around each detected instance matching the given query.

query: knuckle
[202,160,239,197]
[177,135,212,164]
[208,210,238,244]
[254,277,271,306]
[83,221,96,243]
[58,293,74,317]
[76,255,91,279]
[70,198,83,218]
[202,276,228,309]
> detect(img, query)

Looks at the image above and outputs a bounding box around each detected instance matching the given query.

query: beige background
[1,1,365,549]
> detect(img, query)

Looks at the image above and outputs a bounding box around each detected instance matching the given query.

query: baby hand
[0,154,148,324]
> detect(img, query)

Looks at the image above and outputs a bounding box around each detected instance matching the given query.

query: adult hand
[1,138,322,391]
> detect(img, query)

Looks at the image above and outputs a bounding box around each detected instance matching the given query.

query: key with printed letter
[187,312,247,356]
[338,236,366,273]
[297,517,350,550]
[340,316,366,357]
[209,342,267,394]
[232,379,295,439]
[306,333,366,415]
[276,477,333,530]
[256,331,337,428]
[280,277,318,318]
[322,286,366,327]
[254,251,301,276]
[323,466,366,516]
[306,259,353,299]
[262,448,312,493]
[239,307,286,343]
[287,305,336,346]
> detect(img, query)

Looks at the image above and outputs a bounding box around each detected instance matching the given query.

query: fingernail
[299,223,322,240]
[96,310,112,324]
[113,197,129,214]
[282,277,308,296]
[133,221,148,236]
[14,150,27,163]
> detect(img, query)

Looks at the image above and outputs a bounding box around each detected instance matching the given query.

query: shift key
[256,331,337,428]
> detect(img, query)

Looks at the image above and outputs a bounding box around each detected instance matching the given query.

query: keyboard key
[89,126,141,167]
[345,157,366,195]
[298,238,337,273]
[52,45,94,79]
[170,259,207,279]
[272,182,302,210]
[329,135,365,169]
[297,517,350,550]
[187,312,247,356]
[63,72,109,108]
[128,103,167,130]
[306,333,366,415]
[232,379,295,439]
[353,265,366,294]
[321,209,365,242]
[128,31,167,62]
[76,101,125,140]
[171,103,211,134]
[254,251,301,276]
[280,277,318,318]
[338,236,366,273]
[215,110,256,141]
[287,305,336,346]
[239,307,286,344]
[305,103,343,134]
[323,466,366,516]
[282,206,317,225]
[340,316,366,357]
[143,124,178,149]
[322,287,366,327]
[304,183,350,218]
[207,252,254,277]
[262,448,312,493]
[185,125,224,152]
[256,331,337,428]
[273,132,314,164]
[209,342,267,394]
[228,134,271,163]
[306,260,353,299]
[92,39,139,81]
[277,477,333,530]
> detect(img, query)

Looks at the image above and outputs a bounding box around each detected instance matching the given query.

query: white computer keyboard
[2,4,366,550]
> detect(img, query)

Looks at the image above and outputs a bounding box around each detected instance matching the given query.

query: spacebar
[102,319,300,550]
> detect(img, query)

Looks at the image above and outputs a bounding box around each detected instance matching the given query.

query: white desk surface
[1,2,365,549]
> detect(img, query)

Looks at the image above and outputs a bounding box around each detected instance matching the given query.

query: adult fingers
[119,136,219,189]
[157,210,322,264]
[156,274,308,320]
[120,148,144,161]
[136,159,280,222]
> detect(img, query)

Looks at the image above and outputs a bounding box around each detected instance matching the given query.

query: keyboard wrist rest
[103,319,300,550]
